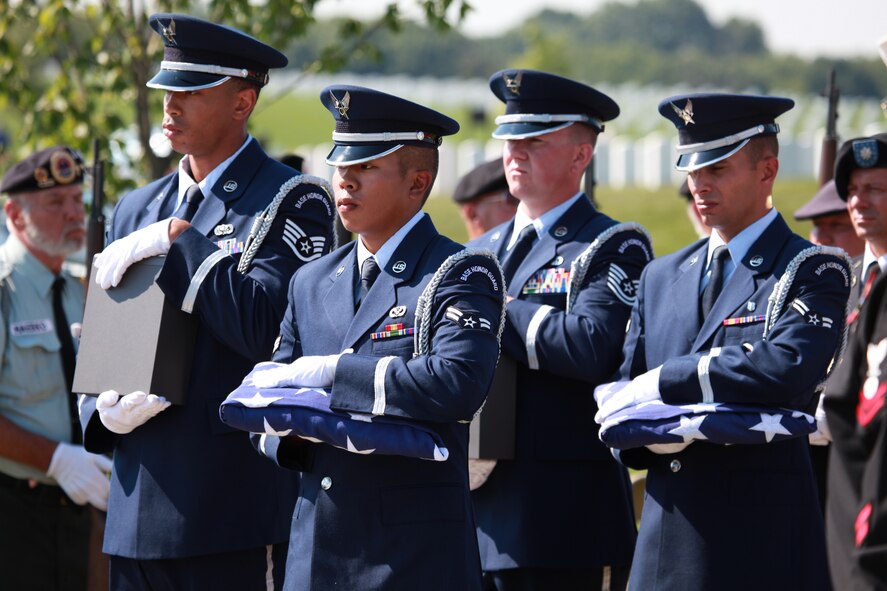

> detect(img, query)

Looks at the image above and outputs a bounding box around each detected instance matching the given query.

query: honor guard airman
[251,85,505,591]
[469,69,652,591]
[77,14,334,590]
[603,93,850,591]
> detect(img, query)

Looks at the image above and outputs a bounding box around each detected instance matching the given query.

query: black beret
[146,13,287,91]
[658,93,794,172]
[489,69,619,139]
[833,133,887,200]
[793,180,847,220]
[453,159,509,204]
[0,146,84,195]
[321,85,459,166]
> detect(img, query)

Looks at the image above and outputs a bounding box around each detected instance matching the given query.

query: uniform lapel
[146,177,177,223]
[508,196,594,297]
[692,215,791,351]
[342,215,437,349]
[190,139,265,236]
[671,241,707,351]
[323,246,358,348]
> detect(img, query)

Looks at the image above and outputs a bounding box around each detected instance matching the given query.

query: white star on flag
[345,435,376,455]
[262,416,292,436]
[239,392,284,408]
[668,415,708,443]
[749,413,792,442]
[680,402,722,413]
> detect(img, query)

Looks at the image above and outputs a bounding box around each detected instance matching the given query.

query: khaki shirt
[0,235,83,483]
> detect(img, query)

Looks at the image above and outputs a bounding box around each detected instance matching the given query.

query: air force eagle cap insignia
[146,13,287,91]
[488,69,619,140]
[320,85,459,166]
[833,133,887,200]
[658,93,794,172]
[0,145,85,195]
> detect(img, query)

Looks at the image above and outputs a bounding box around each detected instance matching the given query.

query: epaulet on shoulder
[236,174,336,273]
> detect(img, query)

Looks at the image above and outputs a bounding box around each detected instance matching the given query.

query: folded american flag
[220,367,449,461]
[598,400,816,450]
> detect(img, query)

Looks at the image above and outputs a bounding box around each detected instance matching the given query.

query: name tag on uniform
[10,319,53,336]
[217,238,244,255]
[522,267,570,295]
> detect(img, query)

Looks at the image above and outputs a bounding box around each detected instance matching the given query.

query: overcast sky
[314,0,887,59]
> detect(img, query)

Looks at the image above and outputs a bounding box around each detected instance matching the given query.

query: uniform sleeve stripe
[182,249,229,314]
[372,356,397,415]
[697,347,722,403]
[526,305,555,370]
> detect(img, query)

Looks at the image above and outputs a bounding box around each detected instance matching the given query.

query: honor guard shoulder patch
[283,219,326,262]
[445,306,492,331]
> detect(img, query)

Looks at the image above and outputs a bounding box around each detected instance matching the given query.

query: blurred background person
[0,145,111,591]
[451,158,518,240]
[794,179,864,257]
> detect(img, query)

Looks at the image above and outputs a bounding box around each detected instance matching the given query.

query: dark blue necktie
[173,184,204,222]
[501,224,537,285]
[701,245,730,319]
[357,257,381,309]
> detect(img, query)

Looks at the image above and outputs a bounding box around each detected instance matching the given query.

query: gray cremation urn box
[73,256,197,405]
[469,355,516,460]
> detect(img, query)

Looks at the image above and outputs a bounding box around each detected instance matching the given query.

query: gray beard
[22,215,85,260]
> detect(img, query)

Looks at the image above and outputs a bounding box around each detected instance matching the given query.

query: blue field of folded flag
[220,367,449,462]
[598,400,817,450]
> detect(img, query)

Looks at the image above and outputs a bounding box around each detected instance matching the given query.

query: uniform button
[670,460,681,473]
[320,476,332,490]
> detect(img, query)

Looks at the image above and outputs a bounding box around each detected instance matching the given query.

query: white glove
[250,352,350,389]
[96,390,171,435]
[94,219,173,289]
[47,443,113,510]
[594,366,662,423]
[809,393,831,446]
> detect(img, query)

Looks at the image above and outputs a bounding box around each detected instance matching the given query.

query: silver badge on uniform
[389,306,407,318]
[746,301,756,312]
[214,223,234,236]
[223,180,238,192]
[392,261,407,274]
[749,255,764,267]
[551,255,564,266]
[554,226,568,238]
[336,266,345,277]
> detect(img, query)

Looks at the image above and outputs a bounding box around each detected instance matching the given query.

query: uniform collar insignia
[330,90,351,119]
[671,99,695,125]
[161,19,177,45]
[504,71,523,96]
[853,138,878,168]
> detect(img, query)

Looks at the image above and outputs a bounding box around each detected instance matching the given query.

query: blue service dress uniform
[618,213,849,591]
[79,138,335,561]
[259,213,504,591]
[469,195,650,574]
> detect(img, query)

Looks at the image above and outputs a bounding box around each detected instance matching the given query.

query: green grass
[425,178,821,256]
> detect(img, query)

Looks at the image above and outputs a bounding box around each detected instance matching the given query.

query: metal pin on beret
[488,69,619,140]
[146,13,288,91]
[0,146,84,195]
[833,132,887,200]
[793,180,847,220]
[658,93,794,172]
[452,159,509,204]
[320,85,459,166]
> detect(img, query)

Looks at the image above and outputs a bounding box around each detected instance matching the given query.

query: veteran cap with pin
[488,69,619,140]
[320,85,459,166]
[146,13,288,91]
[833,132,887,200]
[0,146,85,195]
[658,93,794,172]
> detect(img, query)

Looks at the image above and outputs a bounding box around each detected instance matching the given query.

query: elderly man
[794,179,864,257]
[0,146,111,591]
[451,159,518,240]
